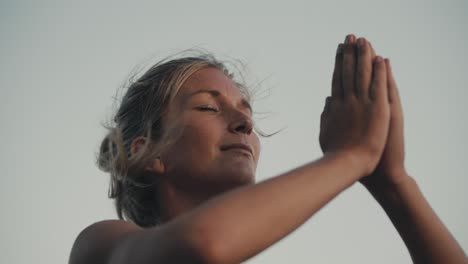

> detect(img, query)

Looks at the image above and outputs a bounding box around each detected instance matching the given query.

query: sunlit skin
[144,67,261,222]
[69,35,467,264]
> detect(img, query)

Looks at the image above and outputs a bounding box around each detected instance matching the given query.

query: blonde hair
[97,53,251,227]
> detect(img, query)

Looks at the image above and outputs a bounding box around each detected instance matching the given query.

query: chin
[211,170,256,193]
[227,170,256,187]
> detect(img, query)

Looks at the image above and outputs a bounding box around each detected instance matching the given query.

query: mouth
[220,143,253,157]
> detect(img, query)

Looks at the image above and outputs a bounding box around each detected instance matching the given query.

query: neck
[157,179,212,223]
[157,176,254,223]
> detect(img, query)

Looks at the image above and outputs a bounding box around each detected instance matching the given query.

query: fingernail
[375,56,383,63]
[345,34,353,43]
[357,38,365,48]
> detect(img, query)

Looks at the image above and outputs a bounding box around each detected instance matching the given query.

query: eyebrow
[187,89,252,113]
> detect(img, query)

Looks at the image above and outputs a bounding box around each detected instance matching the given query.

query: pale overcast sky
[1,1,467,263]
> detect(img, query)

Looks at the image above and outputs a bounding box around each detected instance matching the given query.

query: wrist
[364,169,411,191]
[324,150,369,180]
[364,173,415,202]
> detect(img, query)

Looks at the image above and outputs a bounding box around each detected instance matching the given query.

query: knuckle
[358,48,367,58]
[356,65,371,78]
[342,44,356,56]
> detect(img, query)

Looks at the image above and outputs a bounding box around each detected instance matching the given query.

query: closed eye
[195,105,219,112]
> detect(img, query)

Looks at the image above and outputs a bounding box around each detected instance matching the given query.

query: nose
[228,113,253,135]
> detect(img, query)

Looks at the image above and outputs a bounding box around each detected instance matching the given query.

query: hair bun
[97,131,115,173]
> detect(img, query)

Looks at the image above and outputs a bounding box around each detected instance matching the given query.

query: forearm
[182,151,364,264]
[365,175,467,264]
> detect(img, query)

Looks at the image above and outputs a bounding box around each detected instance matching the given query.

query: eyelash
[196,105,219,112]
[195,105,253,117]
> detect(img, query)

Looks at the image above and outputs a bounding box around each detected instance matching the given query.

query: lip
[220,143,253,156]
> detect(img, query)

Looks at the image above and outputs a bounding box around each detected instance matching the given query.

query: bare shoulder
[69,220,142,264]
[68,218,211,264]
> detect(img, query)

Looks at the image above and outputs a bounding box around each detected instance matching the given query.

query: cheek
[174,119,224,155]
[163,119,229,179]
[251,133,261,162]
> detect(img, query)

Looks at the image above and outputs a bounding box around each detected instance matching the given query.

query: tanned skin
[69,34,467,264]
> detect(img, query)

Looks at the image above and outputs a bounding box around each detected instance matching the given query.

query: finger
[384,58,405,158]
[331,44,344,99]
[355,38,372,100]
[332,34,354,99]
[385,59,401,106]
[320,96,332,122]
[368,41,376,59]
[320,97,332,132]
[345,34,356,44]
[324,96,332,113]
[342,42,357,98]
[370,56,388,103]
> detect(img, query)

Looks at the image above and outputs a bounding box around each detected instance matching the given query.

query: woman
[69,35,467,264]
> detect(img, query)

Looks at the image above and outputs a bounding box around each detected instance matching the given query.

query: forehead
[179,67,247,100]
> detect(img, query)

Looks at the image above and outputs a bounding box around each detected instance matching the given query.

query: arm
[70,35,391,264]
[352,36,467,263]
[69,151,368,264]
[68,152,370,264]
[185,151,365,263]
[364,174,467,264]
[189,34,390,264]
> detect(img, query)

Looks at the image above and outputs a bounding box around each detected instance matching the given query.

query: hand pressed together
[319,35,390,176]
[360,42,409,189]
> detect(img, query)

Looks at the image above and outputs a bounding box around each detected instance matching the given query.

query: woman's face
[160,67,260,195]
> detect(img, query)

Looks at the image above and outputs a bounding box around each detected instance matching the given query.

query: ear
[146,158,165,175]
[130,136,147,156]
[130,136,166,175]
